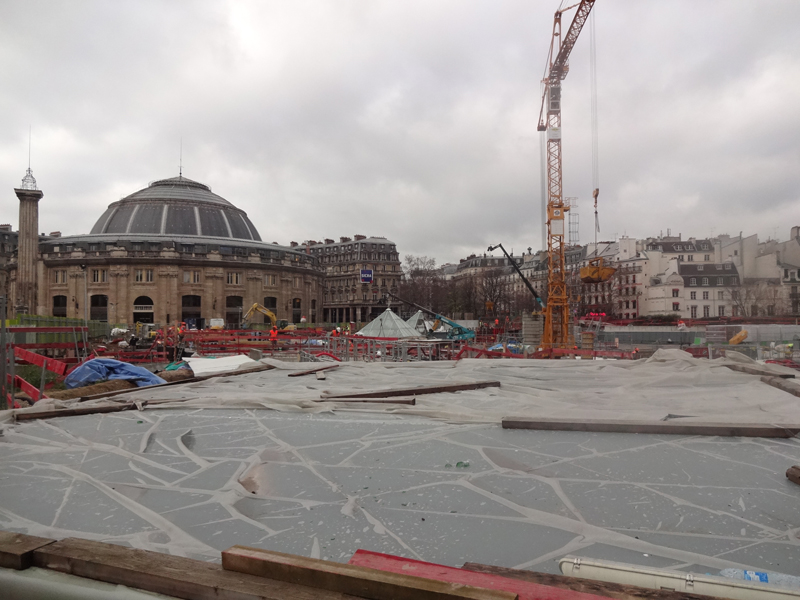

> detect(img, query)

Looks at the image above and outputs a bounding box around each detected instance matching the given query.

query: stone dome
[89,176,262,241]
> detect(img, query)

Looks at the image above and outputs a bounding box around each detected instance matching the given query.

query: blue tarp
[487,340,525,354]
[64,358,167,389]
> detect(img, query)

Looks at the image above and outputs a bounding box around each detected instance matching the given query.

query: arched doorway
[182,295,202,329]
[226,296,243,329]
[52,295,67,318]
[292,298,302,324]
[90,295,108,322]
[133,296,154,324]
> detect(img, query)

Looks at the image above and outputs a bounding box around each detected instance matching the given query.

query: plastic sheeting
[64,359,166,389]
[1,408,798,576]
[356,309,423,339]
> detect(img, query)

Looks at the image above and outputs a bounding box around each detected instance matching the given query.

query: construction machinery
[580,257,616,284]
[241,303,292,330]
[388,293,476,341]
[487,244,545,310]
[537,0,596,349]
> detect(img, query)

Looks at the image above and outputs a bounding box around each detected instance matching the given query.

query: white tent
[355,309,422,338]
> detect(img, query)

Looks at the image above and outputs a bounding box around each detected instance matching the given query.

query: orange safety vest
[269,329,278,341]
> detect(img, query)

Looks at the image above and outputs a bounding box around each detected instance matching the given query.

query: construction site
[2,1,800,599]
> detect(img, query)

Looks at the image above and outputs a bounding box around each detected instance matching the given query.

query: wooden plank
[761,376,800,398]
[15,402,138,421]
[349,549,607,600]
[461,562,719,600]
[501,417,800,438]
[727,364,794,378]
[321,381,500,399]
[788,465,800,486]
[0,531,55,570]
[316,397,416,405]
[288,365,340,377]
[222,545,518,600]
[32,537,364,600]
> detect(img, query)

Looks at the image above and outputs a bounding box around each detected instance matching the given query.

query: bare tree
[728,280,789,317]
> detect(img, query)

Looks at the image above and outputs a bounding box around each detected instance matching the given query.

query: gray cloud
[2,0,799,263]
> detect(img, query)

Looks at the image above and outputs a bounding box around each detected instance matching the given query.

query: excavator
[388,293,476,341]
[241,303,294,330]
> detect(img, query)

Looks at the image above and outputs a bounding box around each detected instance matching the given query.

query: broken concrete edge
[501,417,800,438]
[221,544,518,600]
[788,465,800,486]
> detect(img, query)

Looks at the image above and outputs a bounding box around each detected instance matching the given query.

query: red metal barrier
[13,347,70,376]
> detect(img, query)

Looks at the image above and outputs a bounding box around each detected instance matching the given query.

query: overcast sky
[2,1,799,265]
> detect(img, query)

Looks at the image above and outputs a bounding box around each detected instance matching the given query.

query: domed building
[11,174,324,328]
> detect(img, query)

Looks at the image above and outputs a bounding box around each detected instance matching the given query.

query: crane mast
[537,0,596,349]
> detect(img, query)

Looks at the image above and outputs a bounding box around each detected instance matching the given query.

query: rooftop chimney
[290,241,298,247]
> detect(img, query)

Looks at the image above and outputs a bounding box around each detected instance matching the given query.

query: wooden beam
[788,465,800,486]
[15,402,139,421]
[501,417,800,438]
[461,562,717,600]
[761,376,800,398]
[349,549,607,600]
[288,365,340,377]
[222,545,518,600]
[316,397,416,405]
[726,364,795,378]
[0,531,55,570]
[32,537,363,600]
[321,381,500,399]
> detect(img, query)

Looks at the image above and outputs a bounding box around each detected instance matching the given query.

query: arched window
[133,296,154,324]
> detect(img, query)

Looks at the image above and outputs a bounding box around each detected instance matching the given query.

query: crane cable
[590,8,600,247]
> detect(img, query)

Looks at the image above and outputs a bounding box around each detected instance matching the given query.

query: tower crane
[537,0,596,349]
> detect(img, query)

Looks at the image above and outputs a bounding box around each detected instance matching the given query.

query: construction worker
[331,327,339,338]
[269,325,279,349]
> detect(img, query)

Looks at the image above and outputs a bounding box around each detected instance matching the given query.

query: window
[704,254,710,261]
[672,289,679,297]
[716,277,723,285]
[718,306,725,317]
[675,245,682,251]
[672,302,680,311]
[263,296,277,310]
[631,301,636,309]
[183,270,201,283]
[146,269,154,282]
[265,274,277,286]
[718,291,724,300]
[715,264,723,270]
[785,269,790,278]
[701,277,709,286]
[52,270,67,284]
[703,305,710,318]
[732,277,738,285]
[92,269,107,283]
[688,255,694,262]
[293,277,301,288]
[690,291,696,299]
[227,272,241,285]
[135,269,144,282]
[88,243,99,252]
[703,291,709,300]
[690,278,697,286]
[725,263,732,270]
[678,254,684,261]
[697,265,704,271]
[690,306,697,318]
[52,295,67,318]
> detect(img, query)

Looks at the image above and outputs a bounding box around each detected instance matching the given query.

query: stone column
[14,170,43,316]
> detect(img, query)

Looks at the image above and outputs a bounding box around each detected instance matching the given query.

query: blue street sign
[360,269,373,284]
